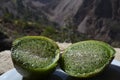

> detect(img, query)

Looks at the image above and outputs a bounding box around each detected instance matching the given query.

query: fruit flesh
[11,36,60,79]
[12,38,58,69]
[61,40,115,78]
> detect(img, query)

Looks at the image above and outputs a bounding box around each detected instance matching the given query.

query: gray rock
[0,50,14,74]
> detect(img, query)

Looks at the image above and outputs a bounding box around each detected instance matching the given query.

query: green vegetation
[0,3,89,43]
[0,14,88,43]
[41,17,88,43]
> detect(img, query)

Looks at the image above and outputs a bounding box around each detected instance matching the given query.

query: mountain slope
[0,0,120,47]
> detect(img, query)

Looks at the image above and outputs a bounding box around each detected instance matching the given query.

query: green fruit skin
[11,36,60,79]
[12,59,58,79]
[60,40,116,78]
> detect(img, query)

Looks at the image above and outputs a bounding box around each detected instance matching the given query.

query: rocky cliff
[0,0,120,50]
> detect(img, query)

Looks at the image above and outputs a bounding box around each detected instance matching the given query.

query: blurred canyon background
[0,0,120,51]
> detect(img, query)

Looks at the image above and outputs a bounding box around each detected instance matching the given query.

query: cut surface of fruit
[60,40,115,78]
[11,36,60,78]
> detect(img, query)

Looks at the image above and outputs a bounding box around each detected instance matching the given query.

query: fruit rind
[11,36,60,78]
[60,40,115,78]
